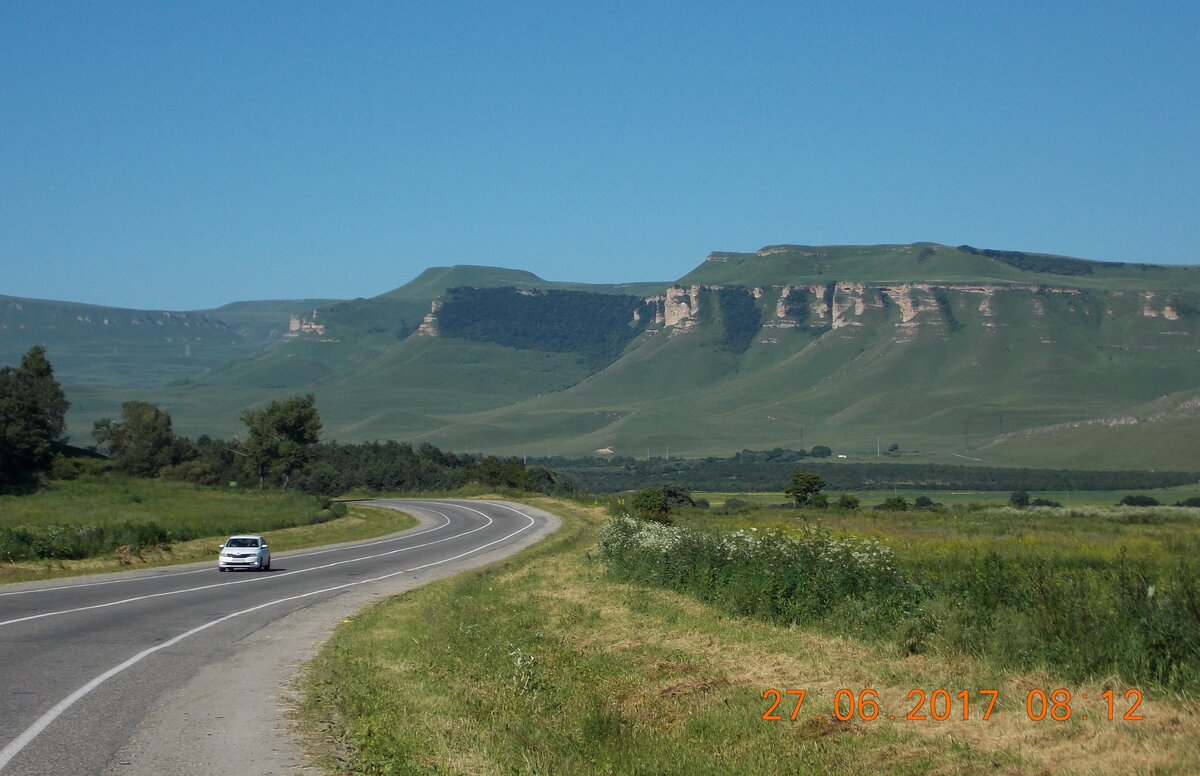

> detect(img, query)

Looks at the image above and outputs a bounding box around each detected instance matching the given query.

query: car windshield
[225,538,259,548]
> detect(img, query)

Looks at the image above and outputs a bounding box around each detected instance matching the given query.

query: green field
[298,496,1200,774]
[0,476,416,583]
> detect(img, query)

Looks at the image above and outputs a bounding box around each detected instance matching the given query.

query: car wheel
[218,567,226,572]
[264,558,270,571]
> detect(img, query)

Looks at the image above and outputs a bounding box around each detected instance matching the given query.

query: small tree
[1009,490,1030,509]
[877,496,910,511]
[0,346,70,486]
[632,487,671,523]
[837,492,860,510]
[785,470,826,507]
[241,394,323,489]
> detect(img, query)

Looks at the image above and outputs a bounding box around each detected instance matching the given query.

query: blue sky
[2,1,1197,310]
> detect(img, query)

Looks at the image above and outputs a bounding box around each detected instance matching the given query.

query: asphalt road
[0,499,558,775]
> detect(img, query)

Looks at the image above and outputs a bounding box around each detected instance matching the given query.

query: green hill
[10,244,1200,469]
[684,243,1200,291]
[0,294,335,389]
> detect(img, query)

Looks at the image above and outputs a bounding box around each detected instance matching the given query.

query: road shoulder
[100,501,561,776]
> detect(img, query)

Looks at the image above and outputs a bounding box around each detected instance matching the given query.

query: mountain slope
[12,243,1200,468]
[0,295,335,389]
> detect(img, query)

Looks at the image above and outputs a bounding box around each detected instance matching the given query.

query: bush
[1119,495,1161,507]
[876,496,910,511]
[836,493,860,509]
[1009,490,1030,508]
[632,488,671,523]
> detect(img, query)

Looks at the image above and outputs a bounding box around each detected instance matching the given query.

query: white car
[218,534,271,572]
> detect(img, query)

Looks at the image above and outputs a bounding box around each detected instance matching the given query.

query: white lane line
[0,503,444,599]
[0,502,538,773]
[0,506,481,628]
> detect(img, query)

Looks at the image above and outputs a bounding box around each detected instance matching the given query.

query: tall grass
[599,514,1200,693]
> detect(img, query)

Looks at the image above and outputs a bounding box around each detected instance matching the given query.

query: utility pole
[876,436,880,458]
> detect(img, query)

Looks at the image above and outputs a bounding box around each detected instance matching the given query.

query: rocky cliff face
[645,285,703,331]
[636,281,1193,338]
[416,299,442,337]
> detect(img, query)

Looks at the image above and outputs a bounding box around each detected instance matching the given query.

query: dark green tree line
[0,346,69,486]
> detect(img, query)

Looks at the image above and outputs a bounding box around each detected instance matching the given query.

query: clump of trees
[547,454,1195,495]
[83,387,568,497]
[93,401,190,478]
[0,346,69,487]
[712,286,762,354]
[436,287,654,368]
[241,395,323,490]
[1008,490,1064,508]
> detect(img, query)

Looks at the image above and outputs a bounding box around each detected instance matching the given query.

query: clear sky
[2,1,1198,310]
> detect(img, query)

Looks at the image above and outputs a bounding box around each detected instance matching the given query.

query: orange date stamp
[761,688,1144,722]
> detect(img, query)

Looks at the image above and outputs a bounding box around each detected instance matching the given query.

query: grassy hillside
[0,295,333,390]
[979,390,1200,469]
[684,243,1200,291]
[66,335,599,441]
[17,244,1200,469]
[415,279,1200,465]
[380,264,668,300]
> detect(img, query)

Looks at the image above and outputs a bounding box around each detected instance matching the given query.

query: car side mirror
[218,543,225,550]
[261,544,268,550]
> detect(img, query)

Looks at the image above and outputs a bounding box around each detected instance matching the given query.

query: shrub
[632,487,671,523]
[876,496,910,511]
[1120,495,1161,507]
[1009,490,1031,508]
[836,493,860,509]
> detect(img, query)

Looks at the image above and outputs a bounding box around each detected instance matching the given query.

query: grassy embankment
[299,496,1200,775]
[0,475,415,583]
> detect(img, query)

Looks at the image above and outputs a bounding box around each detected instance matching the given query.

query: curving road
[0,499,558,775]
